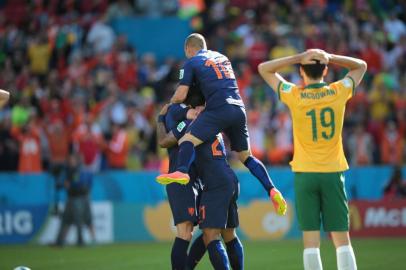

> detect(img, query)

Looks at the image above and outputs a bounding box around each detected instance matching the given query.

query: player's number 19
[306,107,335,142]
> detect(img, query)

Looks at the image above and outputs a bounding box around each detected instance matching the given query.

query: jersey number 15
[205,59,235,79]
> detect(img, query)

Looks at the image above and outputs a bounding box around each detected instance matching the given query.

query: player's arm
[170,85,189,103]
[157,123,178,148]
[171,60,194,103]
[157,104,178,148]
[0,89,10,108]
[258,53,305,91]
[327,54,367,86]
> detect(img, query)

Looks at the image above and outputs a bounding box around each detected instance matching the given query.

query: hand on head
[301,49,330,65]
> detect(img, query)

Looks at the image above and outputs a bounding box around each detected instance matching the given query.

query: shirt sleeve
[179,59,194,86]
[171,120,191,140]
[276,81,296,106]
[330,76,355,101]
[168,104,189,123]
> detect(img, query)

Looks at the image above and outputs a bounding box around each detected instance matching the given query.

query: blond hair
[185,33,207,50]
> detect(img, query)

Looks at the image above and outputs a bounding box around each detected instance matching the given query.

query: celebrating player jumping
[258,49,367,270]
[157,89,244,269]
[156,33,287,217]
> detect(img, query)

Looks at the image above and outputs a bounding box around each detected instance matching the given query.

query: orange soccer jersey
[277,77,355,172]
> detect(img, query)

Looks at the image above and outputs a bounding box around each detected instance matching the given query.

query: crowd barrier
[0,167,405,244]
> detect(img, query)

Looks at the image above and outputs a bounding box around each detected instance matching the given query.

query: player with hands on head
[258,49,367,270]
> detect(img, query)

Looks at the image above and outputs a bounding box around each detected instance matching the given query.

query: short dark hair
[301,60,326,79]
[184,82,205,108]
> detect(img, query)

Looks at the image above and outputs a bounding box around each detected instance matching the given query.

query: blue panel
[111,17,191,61]
[0,205,49,244]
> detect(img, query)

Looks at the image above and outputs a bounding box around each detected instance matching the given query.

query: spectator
[27,34,51,83]
[104,123,129,169]
[54,153,95,247]
[11,119,42,173]
[347,123,374,166]
[86,18,115,53]
[46,119,69,214]
[381,121,404,165]
[383,166,406,200]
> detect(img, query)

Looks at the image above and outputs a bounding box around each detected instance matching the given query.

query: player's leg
[157,110,222,185]
[221,179,243,270]
[331,232,356,270]
[203,228,230,270]
[222,229,243,270]
[166,180,200,269]
[303,231,323,270]
[186,233,206,270]
[294,173,324,270]
[225,105,286,215]
[199,179,235,270]
[172,221,194,270]
[320,172,357,270]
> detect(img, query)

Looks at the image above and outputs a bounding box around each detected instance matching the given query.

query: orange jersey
[277,77,355,172]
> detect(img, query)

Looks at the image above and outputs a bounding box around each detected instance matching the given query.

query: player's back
[185,50,243,110]
[194,133,238,188]
[277,78,355,172]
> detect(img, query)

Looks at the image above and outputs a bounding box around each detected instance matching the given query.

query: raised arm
[327,54,367,86]
[258,53,305,91]
[157,104,178,148]
[0,89,10,108]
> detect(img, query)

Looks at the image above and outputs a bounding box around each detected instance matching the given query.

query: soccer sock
[336,245,357,270]
[176,141,196,173]
[186,234,206,269]
[225,237,244,270]
[207,240,230,270]
[171,237,190,270]
[303,248,323,270]
[243,156,275,193]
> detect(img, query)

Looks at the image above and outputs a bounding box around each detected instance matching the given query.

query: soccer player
[156,33,287,216]
[258,49,367,270]
[158,91,244,270]
[156,91,204,270]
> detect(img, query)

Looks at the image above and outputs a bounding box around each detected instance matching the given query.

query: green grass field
[1,238,405,270]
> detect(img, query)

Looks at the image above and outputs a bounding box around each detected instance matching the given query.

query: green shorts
[294,172,349,232]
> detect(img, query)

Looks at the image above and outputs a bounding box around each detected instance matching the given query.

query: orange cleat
[270,188,287,215]
[156,171,190,185]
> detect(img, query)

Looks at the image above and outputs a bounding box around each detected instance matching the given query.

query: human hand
[159,103,170,116]
[301,49,330,65]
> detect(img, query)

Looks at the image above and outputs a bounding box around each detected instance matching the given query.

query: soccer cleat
[156,171,190,185]
[270,188,287,215]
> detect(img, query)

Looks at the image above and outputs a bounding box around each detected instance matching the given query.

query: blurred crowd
[0,0,405,174]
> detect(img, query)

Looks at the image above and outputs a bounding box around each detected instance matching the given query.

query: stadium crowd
[0,0,405,173]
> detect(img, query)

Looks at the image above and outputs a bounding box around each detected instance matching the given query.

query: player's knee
[176,222,194,241]
[203,229,221,246]
[303,231,321,248]
[331,231,350,248]
[221,228,237,243]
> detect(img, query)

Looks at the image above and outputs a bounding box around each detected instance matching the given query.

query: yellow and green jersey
[277,77,355,172]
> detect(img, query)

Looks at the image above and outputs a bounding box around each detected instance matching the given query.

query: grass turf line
[0,238,405,270]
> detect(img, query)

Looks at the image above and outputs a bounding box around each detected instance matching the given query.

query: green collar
[304,82,327,89]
